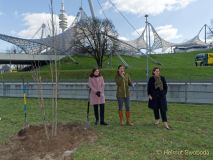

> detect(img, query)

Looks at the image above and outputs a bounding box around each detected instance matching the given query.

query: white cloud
[103,0,196,16]
[118,36,129,41]
[156,25,183,42]
[17,12,75,39]
[10,30,17,36]
[132,27,145,37]
[131,25,183,42]
[200,38,213,43]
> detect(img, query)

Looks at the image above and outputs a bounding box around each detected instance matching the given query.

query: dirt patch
[0,123,97,160]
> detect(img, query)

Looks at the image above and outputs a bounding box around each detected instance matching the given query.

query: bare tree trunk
[32,63,49,140]
[50,0,58,136]
[49,61,55,137]
[38,76,50,140]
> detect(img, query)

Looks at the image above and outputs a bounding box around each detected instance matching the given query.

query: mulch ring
[0,123,97,160]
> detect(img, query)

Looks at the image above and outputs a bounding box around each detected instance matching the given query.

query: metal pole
[148,23,151,53]
[145,14,149,82]
[205,24,207,44]
[110,49,112,68]
[88,0,95,19]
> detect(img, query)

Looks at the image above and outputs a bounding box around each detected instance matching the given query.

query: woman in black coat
[147,67,170,129]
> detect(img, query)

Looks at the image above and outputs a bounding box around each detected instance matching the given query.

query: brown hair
[117,64,125,75]
[90,68,101,77]
[152,67,160,75]
[117,64,125,70]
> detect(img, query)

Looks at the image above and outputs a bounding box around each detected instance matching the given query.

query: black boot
[94,105,99,125]
[100,104,108,125]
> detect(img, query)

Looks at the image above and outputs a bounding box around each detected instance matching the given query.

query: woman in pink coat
[88,68,108,125]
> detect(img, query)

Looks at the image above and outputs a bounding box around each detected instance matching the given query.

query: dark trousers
[93,104,105,123]
[117,97,130,111]
[153,99,167,122]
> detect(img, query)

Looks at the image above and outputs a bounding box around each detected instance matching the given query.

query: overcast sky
[0,0,212,51]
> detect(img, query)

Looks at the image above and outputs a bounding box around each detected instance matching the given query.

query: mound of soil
[0,123,97,160]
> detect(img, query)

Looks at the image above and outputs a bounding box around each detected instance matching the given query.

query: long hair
[152,67,160,75]
[90,68,101,77]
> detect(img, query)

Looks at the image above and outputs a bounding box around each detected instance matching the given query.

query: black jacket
[147,76,168,110]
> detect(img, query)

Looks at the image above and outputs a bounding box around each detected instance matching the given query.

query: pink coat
[88,76,105,105]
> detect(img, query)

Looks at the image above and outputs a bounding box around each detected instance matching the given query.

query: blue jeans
[117,97,130,111]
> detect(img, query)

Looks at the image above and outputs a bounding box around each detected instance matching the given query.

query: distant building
[173,35,212,53]
[174,45,210,53]
[0,64,10,73]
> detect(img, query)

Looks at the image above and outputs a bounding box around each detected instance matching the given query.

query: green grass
[1,50,213,81]
[0,98,212,160]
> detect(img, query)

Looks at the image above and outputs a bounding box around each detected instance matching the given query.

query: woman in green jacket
[115,64,133,126]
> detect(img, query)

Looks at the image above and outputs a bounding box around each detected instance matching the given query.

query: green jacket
[115,73,132,98]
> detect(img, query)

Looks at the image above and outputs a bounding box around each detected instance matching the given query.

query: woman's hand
[96,91,101,97]
[119,71,125,77]
[148,95,152,100]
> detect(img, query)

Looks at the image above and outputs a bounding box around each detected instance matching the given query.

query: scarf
[154,76,163,91]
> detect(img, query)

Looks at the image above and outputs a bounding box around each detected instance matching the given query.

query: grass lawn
[1,50,213,81]
[0,98,212,160]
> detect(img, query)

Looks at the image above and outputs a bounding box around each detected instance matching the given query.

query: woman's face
[94,69,99,76]
[153,68,160,77]
[118,66,125,75]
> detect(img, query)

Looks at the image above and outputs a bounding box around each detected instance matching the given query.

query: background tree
[72,17,118,68]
